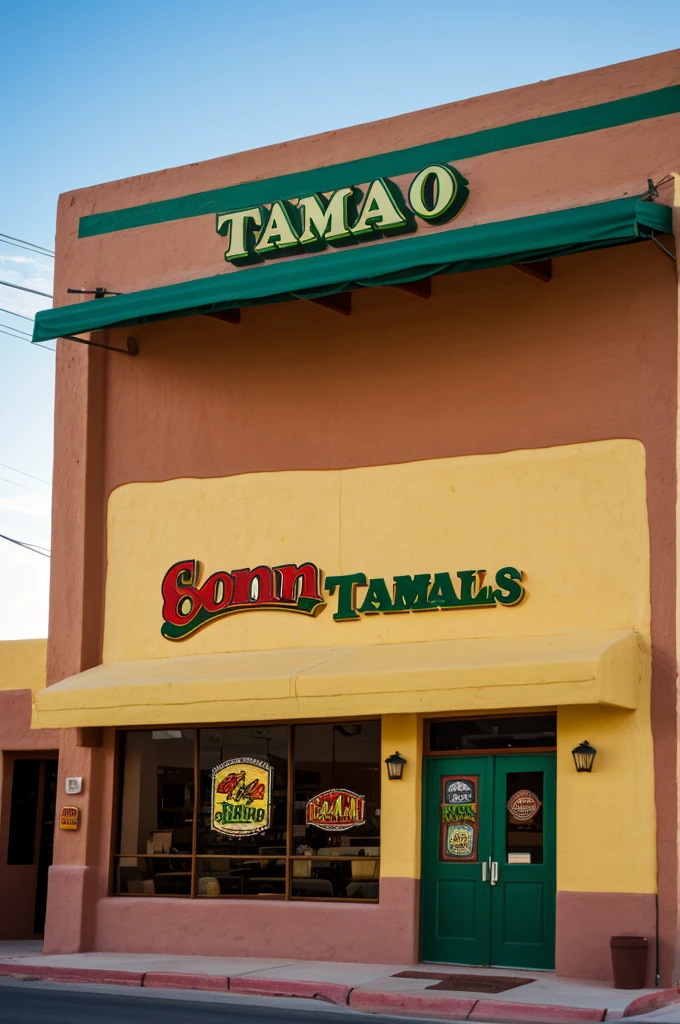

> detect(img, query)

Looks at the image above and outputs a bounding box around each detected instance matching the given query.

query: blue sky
[0,1,678,638]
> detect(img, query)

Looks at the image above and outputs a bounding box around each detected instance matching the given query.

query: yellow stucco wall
[95,439,654,894]
[374,704,657,894]
[0,639,46,694]
[103,439,650,662]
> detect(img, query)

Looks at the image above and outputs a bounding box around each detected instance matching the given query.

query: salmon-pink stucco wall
[50,50,680,299]
[46,238,679,976]
[43,50,679,978]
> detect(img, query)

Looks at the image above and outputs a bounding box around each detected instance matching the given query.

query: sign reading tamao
[161,561,525,640]
[215,164,469,265]
[211,757,273,836]
[306,789,366,832]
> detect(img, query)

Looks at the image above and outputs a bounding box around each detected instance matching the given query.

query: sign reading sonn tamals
[215,164,469,266]
[211,757,273,836]
[161,561,526,641]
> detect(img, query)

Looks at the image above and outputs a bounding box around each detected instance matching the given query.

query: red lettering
[232,566,278,606]
[276,562,323,604]
[161,560,202,626]
[199,571,234,613]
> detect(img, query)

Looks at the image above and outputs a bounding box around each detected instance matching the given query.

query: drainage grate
[392,971,534,994]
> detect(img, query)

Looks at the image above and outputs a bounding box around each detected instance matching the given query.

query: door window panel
[505,771,544,865]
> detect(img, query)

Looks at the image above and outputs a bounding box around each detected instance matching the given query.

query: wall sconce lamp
[385,751,407,780]
[572,740,597,773]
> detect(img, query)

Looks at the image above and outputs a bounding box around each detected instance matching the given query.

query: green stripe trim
[36,198,670,344]
[78,85,680,239]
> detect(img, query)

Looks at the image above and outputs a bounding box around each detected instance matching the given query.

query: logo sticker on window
[211,757,273,836]
[306,789,366,831]
[440,775,478,860]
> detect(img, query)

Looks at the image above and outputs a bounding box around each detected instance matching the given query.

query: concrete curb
[144,972,228,992]
[622,987,680,1018]
[0,962,144,986]
[229,976,351,1005]
[0,962,615,1023]
[468,1000,606,1022]
[348,988,477,1018]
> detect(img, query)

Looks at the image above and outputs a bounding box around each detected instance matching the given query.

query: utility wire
[0,474,51,498]
[0,307,34,322]
[0,279,52,298]
[0,327,56,352]
[0,321,31,337]
[0,233,54,258]
[0,462,51,486]
[0,532,50,558]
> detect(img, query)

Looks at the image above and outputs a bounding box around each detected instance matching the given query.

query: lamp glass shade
[572,740,597,773]
[385,751,407,780]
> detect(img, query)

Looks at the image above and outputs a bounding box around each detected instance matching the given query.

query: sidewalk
[0,944,676,1023]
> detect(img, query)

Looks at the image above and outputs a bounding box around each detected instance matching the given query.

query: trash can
[610,936,648,989]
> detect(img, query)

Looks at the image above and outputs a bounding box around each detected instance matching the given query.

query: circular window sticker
[507,789,541,822]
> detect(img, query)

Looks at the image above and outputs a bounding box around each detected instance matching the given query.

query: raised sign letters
[160,560,525,640]
[216,163,469,266]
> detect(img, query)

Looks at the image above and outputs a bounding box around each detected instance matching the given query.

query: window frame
[112,717,381,903]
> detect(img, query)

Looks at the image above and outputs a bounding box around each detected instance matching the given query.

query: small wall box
[59,806,80,831]
[65,777,82,795]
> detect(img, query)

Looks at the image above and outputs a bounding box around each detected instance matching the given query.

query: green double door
[421,754,556,969]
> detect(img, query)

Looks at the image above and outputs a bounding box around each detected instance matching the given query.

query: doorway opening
[421,714,556,970]
[2,755,58,937]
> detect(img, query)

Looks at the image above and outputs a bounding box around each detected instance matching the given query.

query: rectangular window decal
[211,757,273,836]
[440,775,478,861]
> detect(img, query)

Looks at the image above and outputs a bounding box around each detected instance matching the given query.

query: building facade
[31,49,680,984]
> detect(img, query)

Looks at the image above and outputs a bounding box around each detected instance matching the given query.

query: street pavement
[0,978,446,1024]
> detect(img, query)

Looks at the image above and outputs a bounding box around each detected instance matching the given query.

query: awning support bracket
[60,333,139,356]
[648,232,676,262]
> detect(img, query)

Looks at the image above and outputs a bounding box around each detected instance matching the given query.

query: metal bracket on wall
[60,333,139,356]
[512,259,552,283]
[648,232,676,262]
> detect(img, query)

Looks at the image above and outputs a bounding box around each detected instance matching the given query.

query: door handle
[481,861,487,882]
[490,861,499,885]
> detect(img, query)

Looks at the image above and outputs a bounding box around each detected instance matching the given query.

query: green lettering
[325,573,366,621]
[388,573,432,612]
[359,577,394,615]
[457,570,496,607]
[493,566,525,606]
[428,572,461,608]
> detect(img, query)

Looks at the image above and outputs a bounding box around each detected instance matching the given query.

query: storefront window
[114,721,380,901]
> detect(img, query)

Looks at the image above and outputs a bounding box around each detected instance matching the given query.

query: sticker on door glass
[507,789,541,822]
[440,775,478,861]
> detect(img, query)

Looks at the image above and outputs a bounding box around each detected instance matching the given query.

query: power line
[0,321,31,338]
[0,462,51,486]
[0,533,50,558]
[0,327,55,352]
[0,474,51,498]
[0,279,52,298]
[0,307,34,322]
[0,233,54,258]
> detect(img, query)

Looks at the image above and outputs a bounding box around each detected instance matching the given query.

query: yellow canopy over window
[33,630,646,729]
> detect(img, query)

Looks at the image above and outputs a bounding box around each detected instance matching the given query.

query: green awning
[33,197,672,345]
